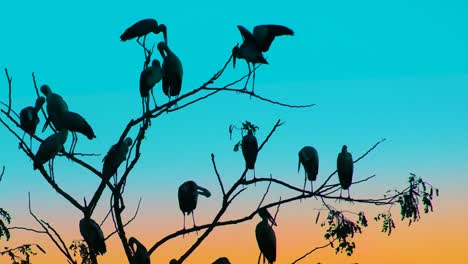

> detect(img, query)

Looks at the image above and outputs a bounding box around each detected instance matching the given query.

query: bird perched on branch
[140,59,162,120]
[129,237,150,264]
[256,208,277,264]
[33,129,68,180]
[232,24,294,93]
[59,111,96,153]
[19,97,45,147]
[178,181,211,230]
[102,137,133,183]
[242,130,258,178]
[298,146,319,193]
[337,145,354,198]
[120,18,167,46]
[158,41,183,107]
[40,84,68,132]
[79,217,106,256]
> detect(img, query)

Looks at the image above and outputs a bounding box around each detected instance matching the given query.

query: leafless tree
[0,24,437,264]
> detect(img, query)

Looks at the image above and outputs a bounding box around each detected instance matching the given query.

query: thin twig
[292,239,336,264]
[257,174,273,209]
[105,198,142,240]
[4,68,12,115]
[211,153,226,197]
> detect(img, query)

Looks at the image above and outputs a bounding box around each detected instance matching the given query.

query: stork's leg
[136,37,142,47]
[69,133,74,153]
[254,168,256,186]
[257,253,261,264]
[192,212,199,235]
[336,189,343,203]
[29,135,32,150]
[48,159,54,181]
[150,89,157,108]
[182,213,186,238]
[252,64,256,96]
[243,63,252,90]
[73,133,77,153]
[72,133,78,154]
[174,95,179,108]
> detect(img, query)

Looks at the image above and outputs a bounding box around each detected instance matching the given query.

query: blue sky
[1,0,467,262]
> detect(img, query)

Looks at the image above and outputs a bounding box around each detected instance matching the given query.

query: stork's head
[124,137,133,146]
[231,44,240,68]
[40,85,51,96]
[258,208,277,226]
[151,59,161,67]
[157,24,168,44]
[342,145,348,153]
[157,41,168,59]
[35,96,46,108]
[196,184,211,198]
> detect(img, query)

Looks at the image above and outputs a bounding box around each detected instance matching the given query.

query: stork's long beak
[158,44,166,59]
[197,186,211,198]
[42,118,50,133]
[266,209,277,226]
[298,157,301,173]
[232,44,239,68]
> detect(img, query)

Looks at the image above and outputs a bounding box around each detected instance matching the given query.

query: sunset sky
[1,0,467,263]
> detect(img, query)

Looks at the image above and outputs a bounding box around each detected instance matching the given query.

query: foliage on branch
[69,240,92,264]
[0,244,45,264]
[321,210,363,256]
[0,207,11,241]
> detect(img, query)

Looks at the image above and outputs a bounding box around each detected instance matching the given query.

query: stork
[241,130,258,180]
[79,217,106,256]
[158,41,183,107]
[121,18,167,48]
[256,208,277,264]
[102,137,133,184]
[59,111,96,153]
[19,96,45,147]
[337,145,354,199]
[129,237,150,264]
[298,146,319,193]
[178,181,211,231]
[232,25,294,93]
[33,129,68,180]
[140,59,162,122]
[40,85,68,132]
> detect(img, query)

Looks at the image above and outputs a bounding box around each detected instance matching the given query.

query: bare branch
[292,239,336,264]
[27,193,77,264]
[4,68,12,115]
[0,166,4,182]
[211,153,226,197]
[8,226,46,234]
[257,174,273,209]
[105,198,142,240]
[315,138,386,193]
[32,72,49,126]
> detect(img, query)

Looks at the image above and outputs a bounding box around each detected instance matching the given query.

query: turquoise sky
[1,0,467,262]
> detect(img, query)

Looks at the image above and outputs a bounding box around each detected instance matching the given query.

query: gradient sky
[1,0,468,263]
